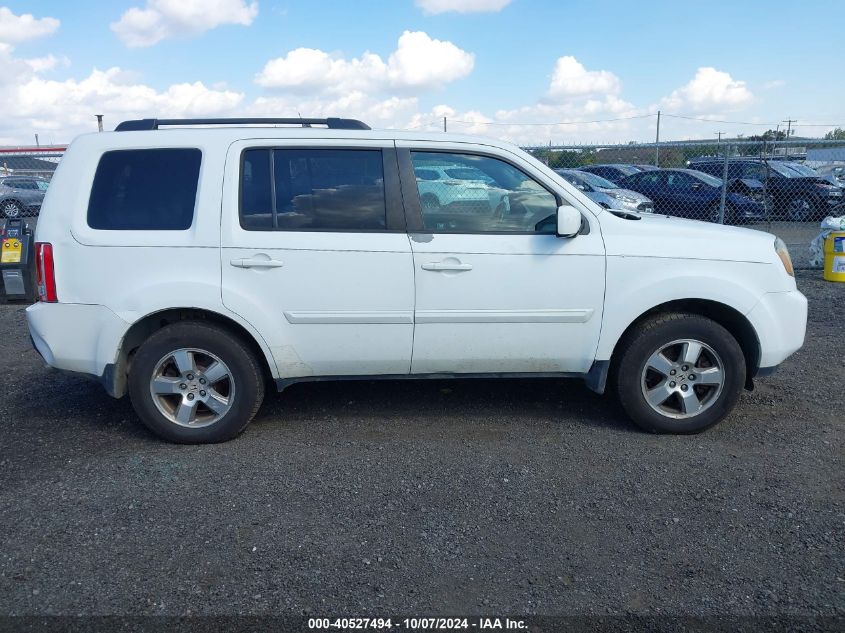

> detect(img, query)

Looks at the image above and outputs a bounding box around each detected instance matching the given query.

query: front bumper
[27,302,130,380]
[734,200,767,219]
[746,289,808,372]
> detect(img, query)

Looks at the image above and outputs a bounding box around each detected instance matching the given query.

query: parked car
[688,158,843,221]
[414,162,509,226]
[27,117,806,443]
[813,164,845,188]
[618,169,766,224]
[578,164,643,184]
[554,169,654,213]
[0,176,49,218]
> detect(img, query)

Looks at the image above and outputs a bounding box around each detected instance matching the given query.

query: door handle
[230,258,285,269]
[421,261,473,272]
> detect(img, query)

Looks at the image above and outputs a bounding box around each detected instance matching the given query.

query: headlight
[605,191,640,208]
[774,237,794,277]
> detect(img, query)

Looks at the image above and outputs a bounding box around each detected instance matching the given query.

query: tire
[2,199,22,218]
[420,193,439,211]
[128,321,265,443]
[613,313,746,434]
[786,195,814,222]
[707,202,734,225]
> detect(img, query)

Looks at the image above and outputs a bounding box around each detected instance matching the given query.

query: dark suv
[688,158,842,221]
[0,176,49,218]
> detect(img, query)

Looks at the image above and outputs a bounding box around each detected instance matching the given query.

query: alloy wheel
[640,339,725,419]
[149,348,235,428]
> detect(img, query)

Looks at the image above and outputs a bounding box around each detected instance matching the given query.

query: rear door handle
[421,262,473,272]
[230,258,285,269]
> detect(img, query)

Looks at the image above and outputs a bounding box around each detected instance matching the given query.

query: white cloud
[659,67,753,112]
[387,31,475,88]
[249,92,419,127]
[0,7,59,46]
[111,0,258,47]
[415,0,512,14]
[547,56,621,100]
[256,31,474,93]
[2,66,243,140]
[762,79,785,90]
[23,54,69,73]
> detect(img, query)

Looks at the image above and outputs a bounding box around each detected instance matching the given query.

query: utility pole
[782,118,796,156]
[96,114,104,132]
[654,110,661,167]
[443,116,447,133]
[715,131,725,156]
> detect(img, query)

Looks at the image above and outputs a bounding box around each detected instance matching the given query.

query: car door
[663,172,712,217]
[220,139,415,379]
[396,143,605,375]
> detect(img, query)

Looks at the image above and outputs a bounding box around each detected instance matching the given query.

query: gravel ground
[0,271,842,629]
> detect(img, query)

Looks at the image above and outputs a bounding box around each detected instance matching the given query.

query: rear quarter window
[87,148,202,230]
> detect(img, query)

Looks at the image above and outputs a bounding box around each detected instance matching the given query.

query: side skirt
[275,365,609,394]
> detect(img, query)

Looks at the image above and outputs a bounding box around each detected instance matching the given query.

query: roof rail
[114,117,371,131]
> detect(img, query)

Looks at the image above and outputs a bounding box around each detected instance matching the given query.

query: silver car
[0,176,49,218]
[555,169,654,213]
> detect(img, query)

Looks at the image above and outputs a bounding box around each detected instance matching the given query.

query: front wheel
[128,322,265,443]
[613,313,746,434]
[786,195,815,222]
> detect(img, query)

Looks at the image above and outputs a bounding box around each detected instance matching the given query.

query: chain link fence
[524,138,845,268]
[3,138,845,267]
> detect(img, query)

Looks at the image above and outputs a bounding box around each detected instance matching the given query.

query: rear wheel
[614,313,745,434]
[128,322,265,443]
[707,202,734,224]
[2,199,22,218]
[420,193,439,211]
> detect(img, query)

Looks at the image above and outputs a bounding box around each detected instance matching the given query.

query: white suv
[27,117,807,443]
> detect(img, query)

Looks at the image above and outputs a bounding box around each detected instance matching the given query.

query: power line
[662,114,778,125]
[663,113,843,127]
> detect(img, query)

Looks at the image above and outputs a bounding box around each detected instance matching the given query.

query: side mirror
[556,205,581,238]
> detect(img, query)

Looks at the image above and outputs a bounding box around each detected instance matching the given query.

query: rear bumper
[26,302,130,382]
[746,289,808,371]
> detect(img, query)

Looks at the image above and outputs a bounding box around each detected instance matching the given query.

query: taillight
[35,242,57,302]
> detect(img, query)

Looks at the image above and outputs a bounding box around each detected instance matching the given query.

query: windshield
[444,167,493,182]
[783,162,817,177]
[689,170,723,187]
[769,162,799,177]
[569,170,618,190]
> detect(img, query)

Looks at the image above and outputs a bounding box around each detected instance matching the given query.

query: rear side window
[87,148,201,230]
[240,148,386,231]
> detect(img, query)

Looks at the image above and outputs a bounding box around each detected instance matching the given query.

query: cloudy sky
[4,0,844,145]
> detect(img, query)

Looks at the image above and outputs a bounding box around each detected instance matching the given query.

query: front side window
[411,151,557,233]
[666,172,696,188]
[87,148,201,230]
[240,148,386,231]
[628,172,663,187]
